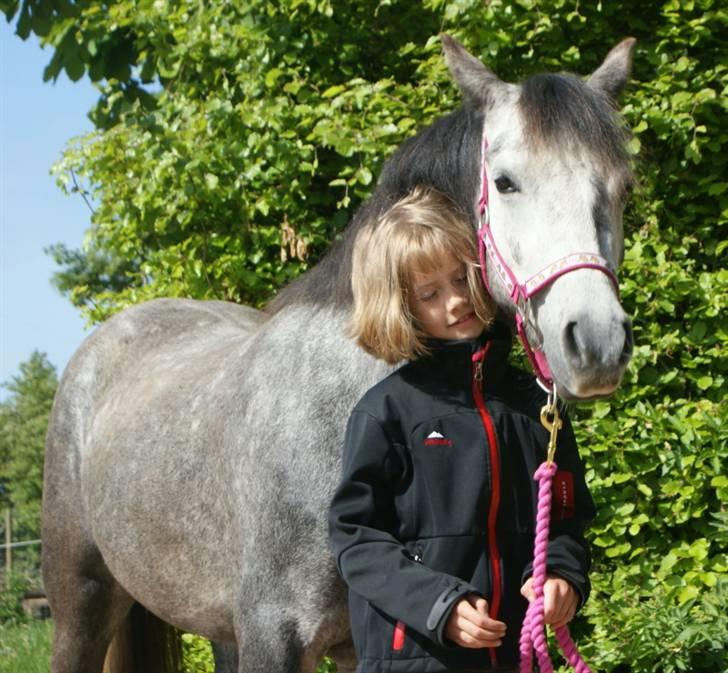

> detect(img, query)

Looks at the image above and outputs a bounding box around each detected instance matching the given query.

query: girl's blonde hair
[349,186,495,364]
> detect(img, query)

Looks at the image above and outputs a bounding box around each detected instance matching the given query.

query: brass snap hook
[540,403,562,464]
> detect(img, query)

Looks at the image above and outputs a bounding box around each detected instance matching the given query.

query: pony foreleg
[234,607,305,673]
[212,641,239,673]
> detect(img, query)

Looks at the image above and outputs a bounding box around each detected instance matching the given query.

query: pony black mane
[519,73,630,173]
[266,105,483,315]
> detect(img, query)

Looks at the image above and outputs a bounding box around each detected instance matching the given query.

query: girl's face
[409,254,485,341]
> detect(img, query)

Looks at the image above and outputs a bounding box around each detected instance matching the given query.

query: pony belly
[89,494,239,642]
[83,416,242,642]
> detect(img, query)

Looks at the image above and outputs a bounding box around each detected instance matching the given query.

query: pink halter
[477,136,619,390]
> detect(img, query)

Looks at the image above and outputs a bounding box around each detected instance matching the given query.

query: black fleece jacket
[328,327,595,673]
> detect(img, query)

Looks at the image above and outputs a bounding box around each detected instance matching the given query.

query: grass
[0,620,53,673]
[0,619,339,673]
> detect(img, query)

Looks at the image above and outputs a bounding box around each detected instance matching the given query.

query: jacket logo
[424,431,453,447]
[553,471,575,520]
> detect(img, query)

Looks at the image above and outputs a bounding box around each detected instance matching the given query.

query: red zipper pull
[392,620,406,651]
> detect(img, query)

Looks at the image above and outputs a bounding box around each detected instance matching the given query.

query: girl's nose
[446,289,468,310]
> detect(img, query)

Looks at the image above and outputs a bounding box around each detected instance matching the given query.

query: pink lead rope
[518,456,593,673]
[476,135,596,672]
[516,403,593,673]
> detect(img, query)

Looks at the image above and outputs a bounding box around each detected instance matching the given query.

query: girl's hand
[444,594,507,648]
[520,575,578,629]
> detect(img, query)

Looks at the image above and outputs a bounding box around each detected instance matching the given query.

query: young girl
[328,187,595,673]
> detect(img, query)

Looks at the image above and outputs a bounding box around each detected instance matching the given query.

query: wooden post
[4,507,11,588]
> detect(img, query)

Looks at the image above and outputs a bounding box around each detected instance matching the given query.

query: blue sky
[0,24,99,399]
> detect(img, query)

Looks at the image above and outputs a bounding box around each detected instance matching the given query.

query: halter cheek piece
[477,137,620,392]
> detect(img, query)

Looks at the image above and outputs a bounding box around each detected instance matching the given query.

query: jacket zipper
[472,343,502,667]
[392,550,423,651]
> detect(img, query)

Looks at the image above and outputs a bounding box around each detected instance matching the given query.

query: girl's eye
[418,290,436,302]
[455,275,467,285]
[494,175,518,194]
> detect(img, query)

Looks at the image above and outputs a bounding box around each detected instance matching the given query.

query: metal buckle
[479,204,489,227]
[518,296,545,352]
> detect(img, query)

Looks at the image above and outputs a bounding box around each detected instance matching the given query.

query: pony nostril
[562,317,633,372]
[563,321,582,366]
[620,320,634,363]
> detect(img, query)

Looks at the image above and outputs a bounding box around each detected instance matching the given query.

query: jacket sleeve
[522,411,596,608]
[328,409,480,646]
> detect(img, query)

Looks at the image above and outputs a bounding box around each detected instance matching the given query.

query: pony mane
[265,106,483,315]
[519,73,631,176]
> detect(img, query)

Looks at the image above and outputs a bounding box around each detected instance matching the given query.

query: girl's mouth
[450,312,475,327]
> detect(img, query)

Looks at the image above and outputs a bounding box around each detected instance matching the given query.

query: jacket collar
[422,320,512,355]
[417,321,513,388]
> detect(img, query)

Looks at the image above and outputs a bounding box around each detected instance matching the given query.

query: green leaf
[605,542,631,558]
[64,53,85,82]
[637,483,653,497]
[358,166,373,185]
[696,376,713,390]
[322,84,346,98]
[265,68,283,88]
[15,3,32,38]
[677,585,700,603]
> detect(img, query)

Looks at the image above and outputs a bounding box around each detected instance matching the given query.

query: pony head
[442,35,635,400]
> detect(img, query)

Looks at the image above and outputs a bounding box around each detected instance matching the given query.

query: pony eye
[494,176,518,194]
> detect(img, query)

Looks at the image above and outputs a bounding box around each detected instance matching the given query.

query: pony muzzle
[554,311,633,398]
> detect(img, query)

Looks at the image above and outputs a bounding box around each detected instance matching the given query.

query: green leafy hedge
[2,0,726,670]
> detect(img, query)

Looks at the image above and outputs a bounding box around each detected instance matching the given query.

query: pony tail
[104,603,183,673]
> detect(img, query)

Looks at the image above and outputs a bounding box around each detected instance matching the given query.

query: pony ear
[587,38,637,102]
[440,34,505,106]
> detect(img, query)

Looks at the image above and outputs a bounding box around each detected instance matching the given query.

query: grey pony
[42,35,635,673]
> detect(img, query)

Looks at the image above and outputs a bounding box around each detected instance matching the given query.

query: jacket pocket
[389,545,425,653]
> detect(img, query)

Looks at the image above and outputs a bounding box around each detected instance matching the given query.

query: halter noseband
[477,137,619,390]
